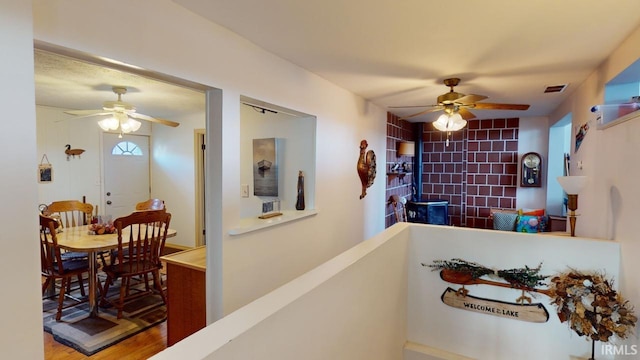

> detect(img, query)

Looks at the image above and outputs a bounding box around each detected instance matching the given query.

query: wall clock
[521,152,542,187]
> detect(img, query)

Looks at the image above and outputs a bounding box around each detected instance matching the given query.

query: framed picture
[253,138,278,196]
[38,155,53,183]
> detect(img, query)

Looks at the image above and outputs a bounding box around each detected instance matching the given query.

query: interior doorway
[546,114,571,216]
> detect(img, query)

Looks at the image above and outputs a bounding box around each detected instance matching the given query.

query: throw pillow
[537,215,549,232]
[516,215,540,233]
[493,212,519,231]
[521,208,545,216]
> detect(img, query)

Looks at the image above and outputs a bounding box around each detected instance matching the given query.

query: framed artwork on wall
[253,138,278,196]
[38,154,53,183]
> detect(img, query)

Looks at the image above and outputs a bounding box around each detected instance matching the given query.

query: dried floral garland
[425,258,548,289]
[549,270,637,342]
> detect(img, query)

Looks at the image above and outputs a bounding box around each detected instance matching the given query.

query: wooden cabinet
[161,246,206,346]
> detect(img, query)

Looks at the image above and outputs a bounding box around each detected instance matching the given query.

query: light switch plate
[241,184,249,197]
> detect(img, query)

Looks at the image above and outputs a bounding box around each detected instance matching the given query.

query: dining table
[54,224,177,318]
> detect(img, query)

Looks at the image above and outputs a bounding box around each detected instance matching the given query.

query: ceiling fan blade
[399,106,444,120]
[64,109,111,116]
[129,112,180,127]
[472,103,530,111]
[389,105,437,109]
[455,94,488,105]
[458,108,477,120]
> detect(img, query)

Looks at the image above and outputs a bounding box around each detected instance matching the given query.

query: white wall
[0,1,44,359]
[32,0,387,322]
[36,106,104,206]
[549,23,640,352]
[407,225,620,360]
[151,111,205,248]
[151,223,620,360]
[152,224,409,360]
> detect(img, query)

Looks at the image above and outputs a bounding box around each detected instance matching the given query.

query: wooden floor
[44,318,167,359]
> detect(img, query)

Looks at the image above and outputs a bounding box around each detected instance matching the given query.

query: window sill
[229,209,318,236]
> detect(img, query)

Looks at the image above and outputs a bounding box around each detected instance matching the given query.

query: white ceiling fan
[64,86,180,133]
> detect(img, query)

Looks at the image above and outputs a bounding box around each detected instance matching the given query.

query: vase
[295,171,305,210]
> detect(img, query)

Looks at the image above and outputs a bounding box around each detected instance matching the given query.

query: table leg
[88,251,99,317]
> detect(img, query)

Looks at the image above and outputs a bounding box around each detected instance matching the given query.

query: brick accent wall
[385,113,414,228]
[421,118,519,228]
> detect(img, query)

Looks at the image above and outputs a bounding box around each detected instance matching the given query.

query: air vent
[544,84,568,93]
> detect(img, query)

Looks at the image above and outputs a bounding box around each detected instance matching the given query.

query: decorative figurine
[295,171,305,210]
[356,139,376,199]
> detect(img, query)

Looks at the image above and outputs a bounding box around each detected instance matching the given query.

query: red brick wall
[385,113,414,228]
[421,118,519,228]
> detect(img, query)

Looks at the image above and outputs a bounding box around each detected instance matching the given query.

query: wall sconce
[397,141,415,157]
[557,176,588,237]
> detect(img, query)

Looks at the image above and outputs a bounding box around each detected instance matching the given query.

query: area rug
[43,278,166,356]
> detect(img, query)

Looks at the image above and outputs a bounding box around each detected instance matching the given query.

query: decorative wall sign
[424,259,551,323]
[356,139,376,199]
[441,287,549,323]
[424,259,637,359]
[253,138,278,196]
[38,154,53,183]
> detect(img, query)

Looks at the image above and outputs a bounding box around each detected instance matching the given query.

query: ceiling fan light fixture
[120,117,142,133]
[97,116,119,131]
[433,112,467,132]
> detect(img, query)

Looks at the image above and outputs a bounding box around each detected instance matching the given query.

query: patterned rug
[42,277,166,356]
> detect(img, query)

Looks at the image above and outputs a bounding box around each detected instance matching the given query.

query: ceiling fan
[389,78,530,121]
[64,86,180,131]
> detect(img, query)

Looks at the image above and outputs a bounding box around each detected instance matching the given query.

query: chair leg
[77,273,86,297]
[152,270,167,304]
[56,278,67,321]
[117,277,128,319]
[42,277,52,295]
[100,275,114,307]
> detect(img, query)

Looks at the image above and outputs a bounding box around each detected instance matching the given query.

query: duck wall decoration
[65,144,85,160]
[356,139,376,199]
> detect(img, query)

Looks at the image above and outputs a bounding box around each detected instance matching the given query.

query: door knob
[106,200,112,205]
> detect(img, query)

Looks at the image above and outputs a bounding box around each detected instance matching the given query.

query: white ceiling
[173,0,640,122]
[34,49,206,123]
[35,1,640,123]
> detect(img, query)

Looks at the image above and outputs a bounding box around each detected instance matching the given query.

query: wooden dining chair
[388,195,408,223]
[135,198,166,211]
[100,210,171,319]
[45,200,94,228]
[44,200,96,263]
[40,214,90,321]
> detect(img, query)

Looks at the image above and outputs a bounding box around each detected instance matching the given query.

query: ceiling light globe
[98,117,119,131]
[433,114,450,131]
[433,112,467,131]
[128,118,142,132]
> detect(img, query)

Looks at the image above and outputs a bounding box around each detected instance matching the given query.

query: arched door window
[111,141,143,156]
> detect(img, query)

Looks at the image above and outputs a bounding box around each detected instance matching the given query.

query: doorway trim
[195,129,206,246]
